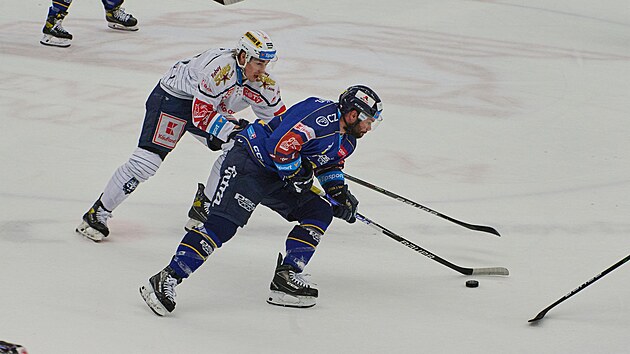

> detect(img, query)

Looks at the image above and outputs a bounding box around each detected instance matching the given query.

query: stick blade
[212,0,244,5]
[481,226,501,237]
[528,310,547,323]
[471,267,510,276]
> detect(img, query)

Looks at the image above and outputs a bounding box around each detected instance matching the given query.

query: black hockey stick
[528,254,630,323]
[344,173,501,237]
[312,187,509,276]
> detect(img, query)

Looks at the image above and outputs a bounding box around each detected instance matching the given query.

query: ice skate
[76,197,112,242]
[0,340,28,354]
[40,12,72,48]
[267,253,318,308]
[184,183,210,231]
[105,6,138,31]
[139,266,182,316]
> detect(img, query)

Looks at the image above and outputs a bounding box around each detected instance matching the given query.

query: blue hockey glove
[328,184,358,223]
[286,160,313,194]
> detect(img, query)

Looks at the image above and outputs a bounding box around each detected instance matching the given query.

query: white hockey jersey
[159,48,286,143]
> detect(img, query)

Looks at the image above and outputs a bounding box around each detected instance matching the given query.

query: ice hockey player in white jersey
[76,30,286,242]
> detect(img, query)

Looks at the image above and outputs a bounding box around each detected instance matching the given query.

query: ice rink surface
[1,0,629,353]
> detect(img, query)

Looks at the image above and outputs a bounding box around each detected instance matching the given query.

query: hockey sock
[101,0,124,10]
[100,148,162,211]
[284,223,325,271]
[169,215,238,278]
[48,0,72,16]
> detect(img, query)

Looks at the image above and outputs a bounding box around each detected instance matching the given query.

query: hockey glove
[328,184,358,223]
[206,119,250,151]
[286,160,314,194]
[228,118,250,140]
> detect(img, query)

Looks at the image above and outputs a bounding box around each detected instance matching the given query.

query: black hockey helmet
[338,85,383,125]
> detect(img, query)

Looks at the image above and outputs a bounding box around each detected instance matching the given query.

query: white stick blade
[471,267,510,276]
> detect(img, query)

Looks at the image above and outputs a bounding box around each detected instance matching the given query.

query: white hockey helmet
[236,30,277,65]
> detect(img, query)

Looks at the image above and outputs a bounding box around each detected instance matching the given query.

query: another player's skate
[40,12,72,48]
[105,6,138,31]
[267,253,318,308]
[184,183,210,231]
[76,197,112,242]
[0,340,28,354]
[139,266,182,316]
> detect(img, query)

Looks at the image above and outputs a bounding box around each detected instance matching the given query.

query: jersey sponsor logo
[213,64,233,86]
[193,98,215,131]
[318,171,344,184]
[252,145,264,161]
[209,115,228,137]
[275,159,301,171]
[315,113,339,127]
[234,193,256,212]
[212,165,238,207]
[278,132,303,153]
[294,122,316,141]
[219,101,236,115]
[317,155,331,165]
[259,74,276,90]
[153,113,186,149]
[243,86,263,104]
[245,31,262,48]
[338,145,349,158]
[246,126,257,139]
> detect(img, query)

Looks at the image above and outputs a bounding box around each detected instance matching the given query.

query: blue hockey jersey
[237,96,355,189]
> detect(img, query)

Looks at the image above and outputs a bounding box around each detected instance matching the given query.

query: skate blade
[76,221,104,242]
[40,34,71,48]
[139,283,167,316]
[267,290,316,308]
[107,23,139,31]
[184,218,203,232]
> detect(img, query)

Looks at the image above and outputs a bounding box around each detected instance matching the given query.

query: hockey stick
[212,0,244,5]
[528,254,630,323]
[344,173,501,237]
[312,186,509,276]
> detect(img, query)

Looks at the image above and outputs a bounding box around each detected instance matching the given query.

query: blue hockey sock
[284,223,326,271]
[169,227,223,278]
[48,0,72,16]
[101,0,124,10]
[168,214,238,278]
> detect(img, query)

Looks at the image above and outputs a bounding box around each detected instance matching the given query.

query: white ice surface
[1,1,630,353]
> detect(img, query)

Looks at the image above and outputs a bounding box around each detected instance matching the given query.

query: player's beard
[348,124,367,139]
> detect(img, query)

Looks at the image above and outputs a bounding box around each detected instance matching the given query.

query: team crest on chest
[212,64,233,86]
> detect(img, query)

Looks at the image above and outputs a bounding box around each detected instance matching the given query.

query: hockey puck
[466,280,479,288]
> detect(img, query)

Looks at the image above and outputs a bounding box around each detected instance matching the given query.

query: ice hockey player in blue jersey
[40,0,138,48]
[140,85,383,315]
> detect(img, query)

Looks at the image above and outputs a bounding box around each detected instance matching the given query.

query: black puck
[466,280,479,288]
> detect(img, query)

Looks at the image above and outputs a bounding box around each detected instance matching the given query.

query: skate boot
[40,12,72,48]
[0,340,28,354]
[105,5,138,31]
[76,197,112,242]
[184,183,210,231]
[139,266,183,316]
[267,253,318,308]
